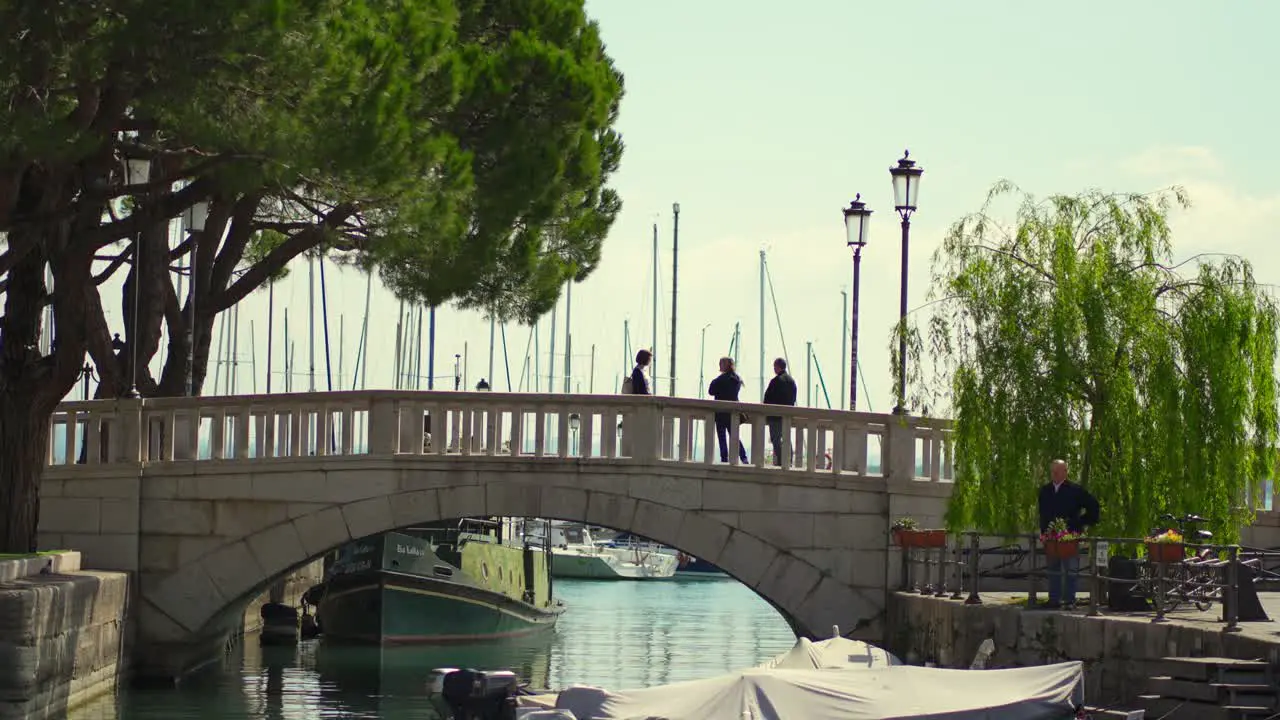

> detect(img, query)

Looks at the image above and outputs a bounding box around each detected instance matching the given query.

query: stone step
[1156,656,1272,682]
[1137,695,1272,720]
[1084,708,1146,719]
[1145,676,1276,706]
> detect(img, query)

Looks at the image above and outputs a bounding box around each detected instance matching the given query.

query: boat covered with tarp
[516,637,1084,720]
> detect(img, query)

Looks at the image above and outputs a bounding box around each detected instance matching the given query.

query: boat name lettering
[396,544,426,557]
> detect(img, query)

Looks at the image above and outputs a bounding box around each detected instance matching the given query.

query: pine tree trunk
[0,394,52,553]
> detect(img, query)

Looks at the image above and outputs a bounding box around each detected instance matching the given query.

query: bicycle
[1145,513,1221,612]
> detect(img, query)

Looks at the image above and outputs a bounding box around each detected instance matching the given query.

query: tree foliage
[903,183,1278,541]
[0,0,624,551]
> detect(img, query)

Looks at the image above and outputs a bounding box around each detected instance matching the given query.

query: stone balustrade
[46,391,954,482]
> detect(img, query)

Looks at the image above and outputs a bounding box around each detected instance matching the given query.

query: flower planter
[916,529,948,549]
[1043,539,1079,560]
[892,529,918,548]
[1146,542,1185,564]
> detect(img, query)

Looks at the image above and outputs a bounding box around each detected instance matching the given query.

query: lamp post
[183,200,210,397]
[888,150,923,415]
[842,194,872,411]
[121,158,152,399]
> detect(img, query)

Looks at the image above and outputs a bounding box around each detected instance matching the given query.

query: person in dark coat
[1037,459,1100,608]
[630,349,652,395]
[762,358,798,466]
[708,357,749,463]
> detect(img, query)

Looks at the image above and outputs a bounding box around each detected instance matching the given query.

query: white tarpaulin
[543,662,1085,720]
[757,637,902,670]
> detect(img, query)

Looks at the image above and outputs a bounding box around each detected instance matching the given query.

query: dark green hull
[312,527,561,644]
[316,570,562,643]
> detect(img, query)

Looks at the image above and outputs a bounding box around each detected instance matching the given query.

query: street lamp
[120,159,152,400]
[888,150,923,415]
[842,194,872,411]
[568,412,581,456]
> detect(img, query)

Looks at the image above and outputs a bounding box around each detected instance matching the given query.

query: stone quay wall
[0,553,129,720]
[887,592,1280,706]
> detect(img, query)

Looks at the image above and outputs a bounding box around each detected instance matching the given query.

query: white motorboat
[515,636,1085,720]
[529,521,677,580]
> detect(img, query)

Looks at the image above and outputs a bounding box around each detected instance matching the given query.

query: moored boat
[308,519,563,644]
[535,522,677,580]
[604,533,728,579]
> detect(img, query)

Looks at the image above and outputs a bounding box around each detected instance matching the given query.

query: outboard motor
[428,668,520,720]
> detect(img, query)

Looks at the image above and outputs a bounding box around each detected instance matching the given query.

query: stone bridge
[40,391,955,678]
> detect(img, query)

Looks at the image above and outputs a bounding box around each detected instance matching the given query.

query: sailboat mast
[589,344,596,394]
[563,282,572,394]
[488,315,496,389]
[266,283,275,394]
[359,271,372,390]
[394,300,403,390]
[319,256,334,391]
[308,255,316,392]
[651,222,658,383]
[415,305,424,390]
[548,304,557,392]
[759,249,765,401]
[501,323,512,391]
[231,304,240,394]
[283,308,290,392]
[840,290,848,410]
[427,306,437,390]
[249,319,258,394]
[669,203,680,396]
[338,315,345,391]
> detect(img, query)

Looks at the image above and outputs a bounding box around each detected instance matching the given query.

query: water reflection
[67,578,794,719]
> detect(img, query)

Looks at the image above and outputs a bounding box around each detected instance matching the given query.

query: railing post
[1223,544,1241,632]
[934,541,949,597]
[627,402,660,462]
[1088,539,1107,617]
[1152,560,1168,623]
[949,536,963,600]
[114,399,143,464]
[367,397,398,455]
[964,532,982,605]
[883,416,915,482]
[900,546,911,591]
[1026,535,1039,608]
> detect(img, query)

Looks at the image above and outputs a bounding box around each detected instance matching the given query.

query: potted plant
[1145,529,1185,563]
[1039,518,1083,560]
[891,517,919,548]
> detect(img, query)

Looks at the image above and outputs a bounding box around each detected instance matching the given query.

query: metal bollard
[900,545,910,591]
[934,543,948,597]
[1223,545,1241,633]
[965,532,983,605]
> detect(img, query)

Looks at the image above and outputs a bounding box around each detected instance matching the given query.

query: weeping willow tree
[905,183,1278,541]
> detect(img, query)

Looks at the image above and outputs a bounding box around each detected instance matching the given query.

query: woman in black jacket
[708,357,749,463]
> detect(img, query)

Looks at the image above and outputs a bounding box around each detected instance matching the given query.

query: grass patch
[0,550,71,560]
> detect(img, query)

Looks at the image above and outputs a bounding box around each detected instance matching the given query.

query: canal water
[66,577,795,719]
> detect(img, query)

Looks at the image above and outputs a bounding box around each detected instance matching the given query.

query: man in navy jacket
[1037,459,1100,608]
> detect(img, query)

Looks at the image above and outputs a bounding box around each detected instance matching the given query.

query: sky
[81,1,1280,414]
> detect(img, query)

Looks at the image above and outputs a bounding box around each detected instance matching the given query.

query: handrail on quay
[897,530,1280,632]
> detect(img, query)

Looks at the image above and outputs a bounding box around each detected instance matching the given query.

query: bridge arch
[132,462,887,676]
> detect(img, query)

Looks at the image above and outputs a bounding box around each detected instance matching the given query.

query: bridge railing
[46,391,953,481]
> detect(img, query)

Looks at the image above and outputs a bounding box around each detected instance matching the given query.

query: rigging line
[763,257,791,366]
[811,353,833,409]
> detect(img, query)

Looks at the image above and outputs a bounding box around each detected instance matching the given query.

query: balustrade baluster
[814,425,829,474]
[341,407,355,455]
[511,410,524,456]
[290,408,305,457]
[581,413,595,458]
[728,411,741,466]
[557,410,570,459]
[210,410,226,460]
[64,412,79,465]
[600,410,615,458]
[660,415,675,460]
[534,410,547,457]
[462,405,476,456]
[237,410,252,459]
[316,406,331,457]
